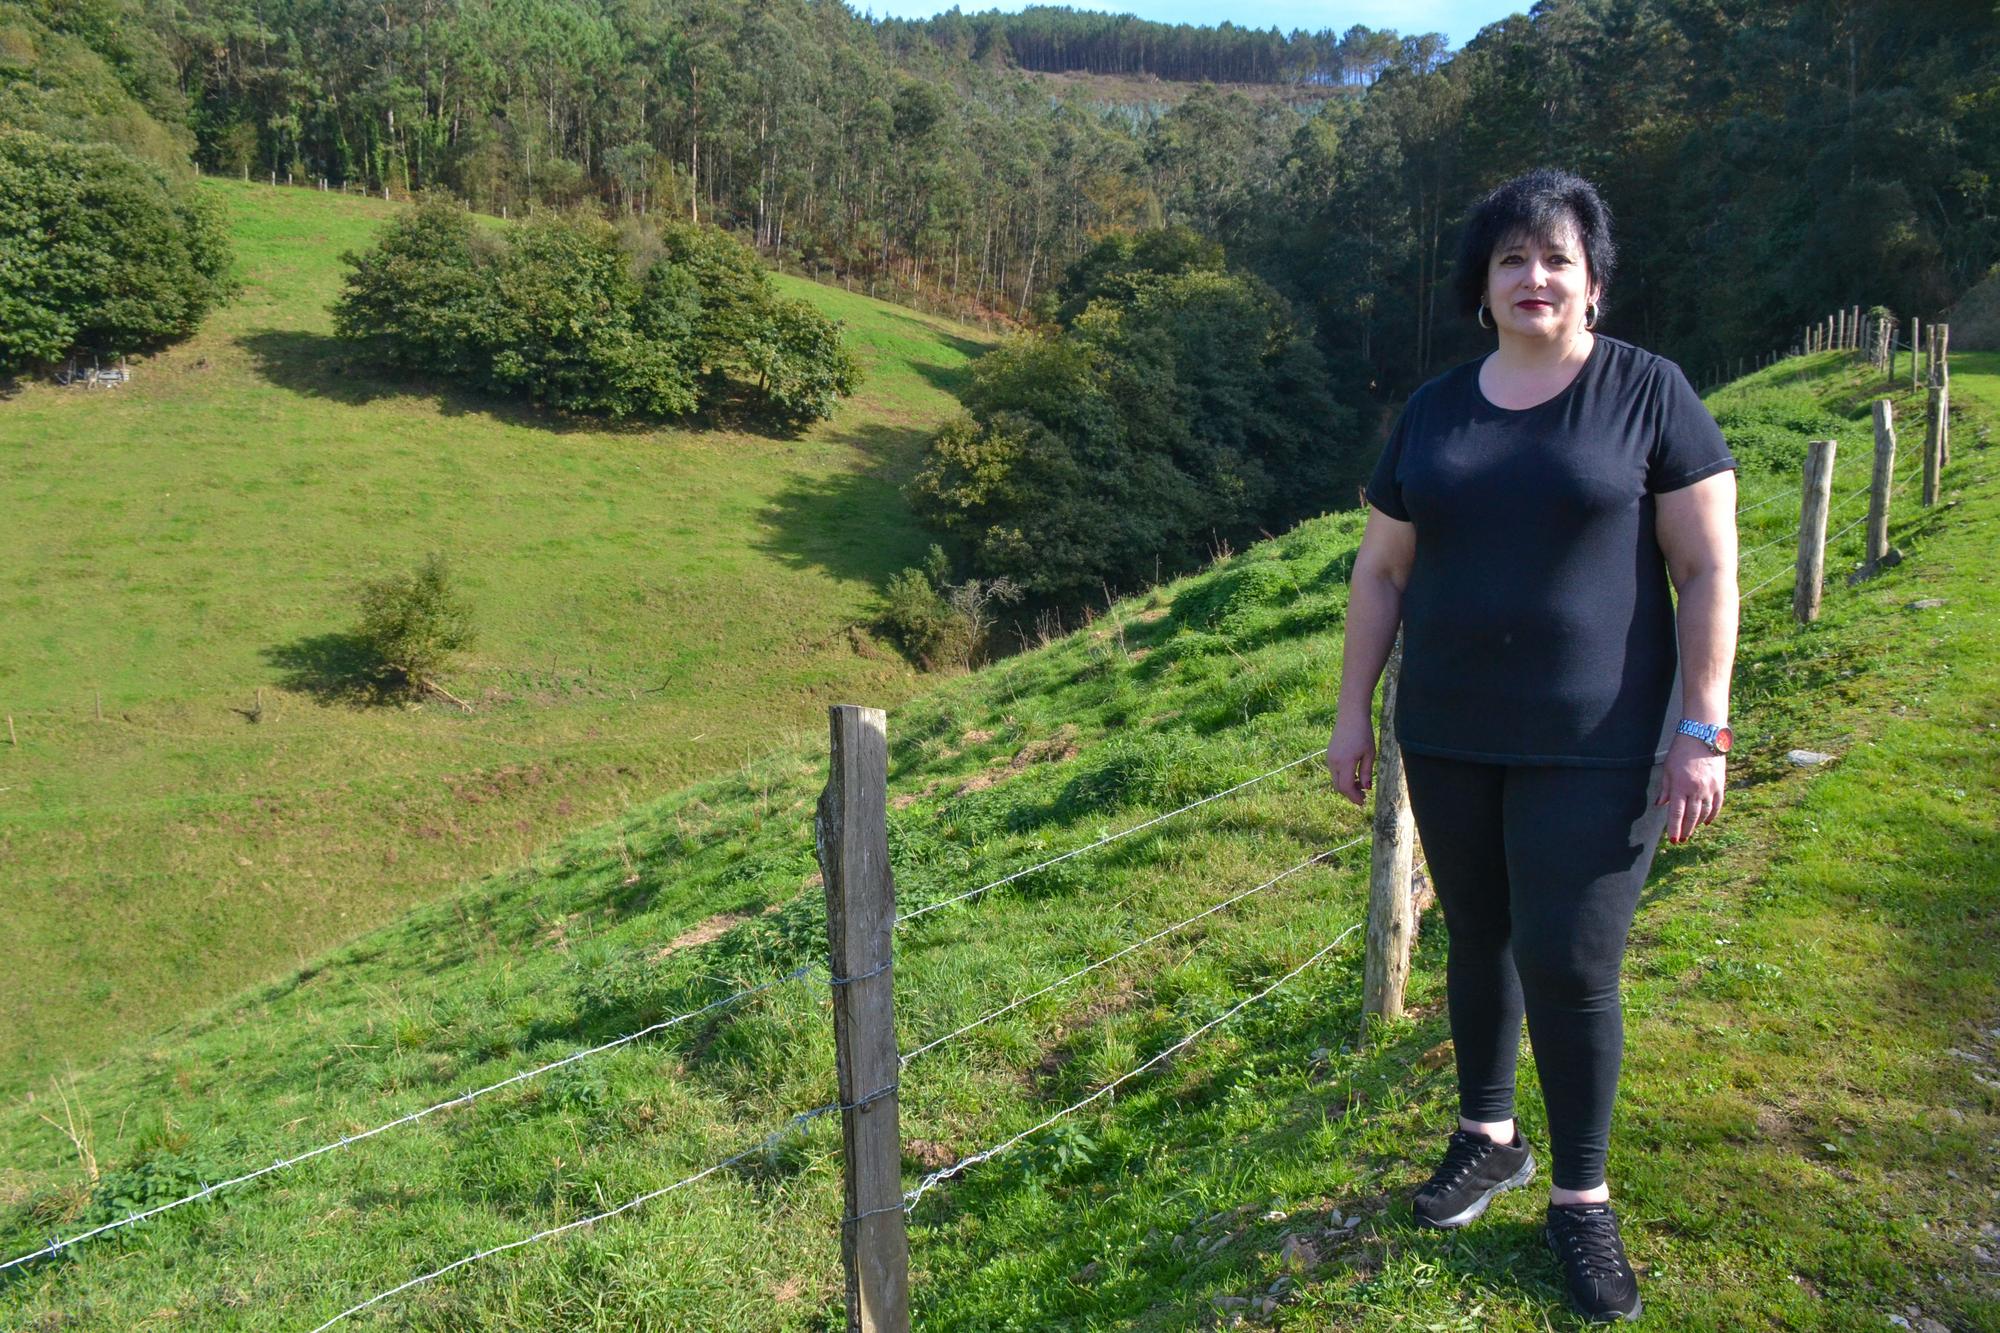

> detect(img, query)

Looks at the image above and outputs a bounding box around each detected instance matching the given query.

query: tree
[0,129,232,372]
[332,194,495,377]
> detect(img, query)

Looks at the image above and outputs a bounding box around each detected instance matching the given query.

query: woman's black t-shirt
[1364,335,1736,768]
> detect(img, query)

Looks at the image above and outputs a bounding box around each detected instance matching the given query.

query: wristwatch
[1677,718,1734,755]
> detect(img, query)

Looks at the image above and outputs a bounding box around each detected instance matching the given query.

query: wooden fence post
[1937,323,1950,390]
[1924,385,1944,507]
[1939,383,1951,472]
[1362,637,1416,1035]
[816,705,911,1333]
[1863,400,1898,573]
[1794,440,1837,623]
[1852,305,1863,350]
[1910,317,1921,390]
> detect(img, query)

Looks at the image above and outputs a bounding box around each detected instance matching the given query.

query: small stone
[1917,1318,1950,1333]
[1888,1316,1911,1329]
[1255,1296,1281,1316]
[1278,1234,1320,1273]
[1310,1047,1332,1064]
[1788,749,1838,767]
[1211,1295,1250,1313]
[1909,598,1946,609]
[1263,1209,1288,1222]
[1069,1261,1102,1286]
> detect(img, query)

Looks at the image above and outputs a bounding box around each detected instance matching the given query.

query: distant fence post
[816,705,911,1333]
[1911,317,1922,390]
[1864,400,1898,573]
[1924,385,1945,507]
[1852,305,1862,350]
[1794,440,1837,623]
[1362,637,1416,1035]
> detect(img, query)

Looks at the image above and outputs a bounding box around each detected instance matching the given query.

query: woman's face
[1485,220,1599,343]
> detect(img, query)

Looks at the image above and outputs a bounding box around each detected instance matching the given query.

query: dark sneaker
[1412,1128,1536,1228]
[1545,1202,1643,1322]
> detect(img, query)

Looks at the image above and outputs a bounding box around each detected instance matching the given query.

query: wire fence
[2,331,1957,1326]
[2,746,1328,1276]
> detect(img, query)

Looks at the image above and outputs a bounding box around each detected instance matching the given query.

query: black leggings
[1400,753,1669,1191]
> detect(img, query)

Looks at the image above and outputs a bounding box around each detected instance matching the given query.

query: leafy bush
[482,212,698,419]
[907,237,1357,600]
[881,544,1021,670]
[745,297,863,427]
[331,195,494,378]
[0,128,232,372]
[354,552,476,688]
[334,204,857,426]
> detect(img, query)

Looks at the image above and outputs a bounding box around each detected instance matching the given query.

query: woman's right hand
[1326,712,1377,807]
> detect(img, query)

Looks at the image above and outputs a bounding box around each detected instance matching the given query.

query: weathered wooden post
[1794,440,1837,623]
[1362,637,1416,1034]
[1937,323,1950,390]
[1835,309,1845,351]
[1852,305,1863,350]
[1863,400,1898,573]
[815,705,910,1333]
[1924,384,1944,507]
[1910,317,1921,390]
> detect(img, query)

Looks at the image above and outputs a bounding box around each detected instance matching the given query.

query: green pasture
[0,349,1992,1329]
[0,179,991,1093]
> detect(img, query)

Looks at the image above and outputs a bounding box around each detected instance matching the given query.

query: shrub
[881,544,1021,669]
[354,553,476,688]
[744,297,862,427]
[908,242,1357,602]
[333,204,856,425]
[0,128,232,372]
[332,195,494,378]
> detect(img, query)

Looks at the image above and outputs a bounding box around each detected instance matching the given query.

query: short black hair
[1453,169,1616,319]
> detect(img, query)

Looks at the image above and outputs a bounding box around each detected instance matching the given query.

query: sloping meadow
[3,350,1993,1329]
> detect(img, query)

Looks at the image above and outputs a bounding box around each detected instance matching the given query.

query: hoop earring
[1477,303,1492,330]
[1584,300,1600,330]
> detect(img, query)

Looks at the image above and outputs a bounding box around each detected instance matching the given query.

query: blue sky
[857,1,1529,48]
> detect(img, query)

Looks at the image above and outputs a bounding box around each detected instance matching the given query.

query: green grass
[0,179,993,1094]
[0,348,1993,1329]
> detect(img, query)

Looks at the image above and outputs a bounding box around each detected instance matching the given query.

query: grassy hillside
[1,349,1992,1329]
[0,179,993,1094]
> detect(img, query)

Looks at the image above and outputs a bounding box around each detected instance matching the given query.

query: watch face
[1714,726,1734,754]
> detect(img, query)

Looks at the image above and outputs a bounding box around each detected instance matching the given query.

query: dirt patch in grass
[1011,724,1080,768]
[650,911,751,960]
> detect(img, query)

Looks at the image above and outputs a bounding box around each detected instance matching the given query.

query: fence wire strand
[895,751,1321,925]
[306,1097,845,1332]
[901,837,1366,1067]
[0,965,812,1273]
[904,919,1365,1212]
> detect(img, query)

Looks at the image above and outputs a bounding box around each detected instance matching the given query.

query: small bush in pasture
[881,544,1022,670]
[353,552,476,690]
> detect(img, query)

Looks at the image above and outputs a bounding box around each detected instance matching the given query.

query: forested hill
[874,8,1426,86]
[119,0,1997,406]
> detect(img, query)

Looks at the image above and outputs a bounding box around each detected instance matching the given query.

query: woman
[1325,169,1737,1324]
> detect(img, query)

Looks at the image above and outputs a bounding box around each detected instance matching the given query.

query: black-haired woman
[1326,168,1738,1324]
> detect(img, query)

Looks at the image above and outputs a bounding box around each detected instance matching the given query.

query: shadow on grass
[750,420,937,588]
[238,328,806,441]
[261,630,399,706]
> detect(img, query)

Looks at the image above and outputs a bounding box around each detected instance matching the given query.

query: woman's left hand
[1657,733,1727,844]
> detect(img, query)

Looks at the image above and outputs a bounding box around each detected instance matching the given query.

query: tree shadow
[260,631,398,706]
[237,328,794,439]
[749,419,938,587]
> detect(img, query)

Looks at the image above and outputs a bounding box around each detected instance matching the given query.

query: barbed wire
[901,836,1366,1067]
[904,919,1366,1212]
[895,751,1322,925]
[0,964,813,1273]
[305,1090,861,1331]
